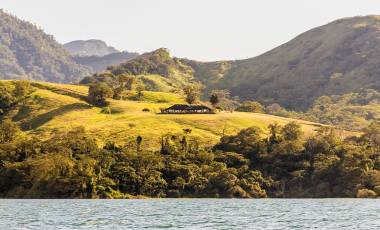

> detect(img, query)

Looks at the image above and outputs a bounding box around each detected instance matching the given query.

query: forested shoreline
[1,117,380,198]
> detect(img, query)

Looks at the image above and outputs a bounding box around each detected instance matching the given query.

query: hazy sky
[2,0,380,61]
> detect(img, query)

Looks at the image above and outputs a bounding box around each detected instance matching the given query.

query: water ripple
[0,199,380,229]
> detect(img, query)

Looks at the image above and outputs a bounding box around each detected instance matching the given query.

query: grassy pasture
[4,81,349,149]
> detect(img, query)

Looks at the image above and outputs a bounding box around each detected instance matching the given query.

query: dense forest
[0,10,89,83]
[1,117,380,198]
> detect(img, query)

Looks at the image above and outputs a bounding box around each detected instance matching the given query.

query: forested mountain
[73,51,139,73]
[64,39,119,57]
[0,10,90,83]
[83,48,200,92]
[188,16,380,110]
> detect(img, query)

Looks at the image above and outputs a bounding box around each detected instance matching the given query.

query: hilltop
[85,48,200,92]
[64,39,119,57]
[1,80,325,149]
[0,10,89,83]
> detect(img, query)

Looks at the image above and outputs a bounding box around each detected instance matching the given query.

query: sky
[2,0,380,61]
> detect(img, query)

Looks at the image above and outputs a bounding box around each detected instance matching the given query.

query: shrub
[356,189,377,198]
[88,83,113,106]
[236,101,264,113]
[142,108,150,112]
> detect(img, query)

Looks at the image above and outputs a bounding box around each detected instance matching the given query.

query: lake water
[0,199,379,229]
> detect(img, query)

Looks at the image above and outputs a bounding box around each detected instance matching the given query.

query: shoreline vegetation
[0,80,380,199]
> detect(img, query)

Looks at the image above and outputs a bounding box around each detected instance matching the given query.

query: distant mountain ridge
[64,39,119,57]
[72,51,139,73]
[0,10,90,83]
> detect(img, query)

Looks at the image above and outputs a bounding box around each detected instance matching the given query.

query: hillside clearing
[3,81,354,149]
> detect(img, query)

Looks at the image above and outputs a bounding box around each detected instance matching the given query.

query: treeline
[298,89,380,131]
[1,118,380,198]
[0,80,34,115]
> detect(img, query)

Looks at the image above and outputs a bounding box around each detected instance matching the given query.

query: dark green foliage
[0,119,20,143]
[236,101,264,113]
[298,89,380,130]
[215,121,380,198]
[1,118,380,198]
[0,81,34,115]
[0,10,89,83]
[0,124,272,198]
[88,83,113,106]
[0,83,16,114]
[209,94,219,107]
[183,85,201,104]
[208,90,239,111]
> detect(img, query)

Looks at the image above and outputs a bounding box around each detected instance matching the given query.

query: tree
[281,122,303,141]
[265,103,282,114]
[0,83,16,114]
[112,74,136,99]
[13,80,33,105]
[210,94,219,107]
[268,123,281,146]
[0,119,20,143]
[136,136,143,152]
[183,85,201,104]
[88,83,113,106]
[209,90,230,107]
[236,101,264,113]
[123,75,136,90]
[209,89,238,111]
[135,81,145,99]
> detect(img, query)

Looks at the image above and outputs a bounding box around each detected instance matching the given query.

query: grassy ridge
[6,81,336,148]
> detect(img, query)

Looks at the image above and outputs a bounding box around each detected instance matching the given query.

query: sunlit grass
[3,80,343,149]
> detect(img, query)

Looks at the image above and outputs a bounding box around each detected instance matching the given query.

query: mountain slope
[190,16,380,110]
[64,39,119,57]
[0,10,90,83]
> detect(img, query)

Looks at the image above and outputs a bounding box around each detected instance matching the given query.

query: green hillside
[187,16,380,110]
[0,10,89,83]
[101,48,200,92]
[2,80,327,149]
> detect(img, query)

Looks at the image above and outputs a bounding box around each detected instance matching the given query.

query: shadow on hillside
[31,82,88,101]
[21,103,92,131]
